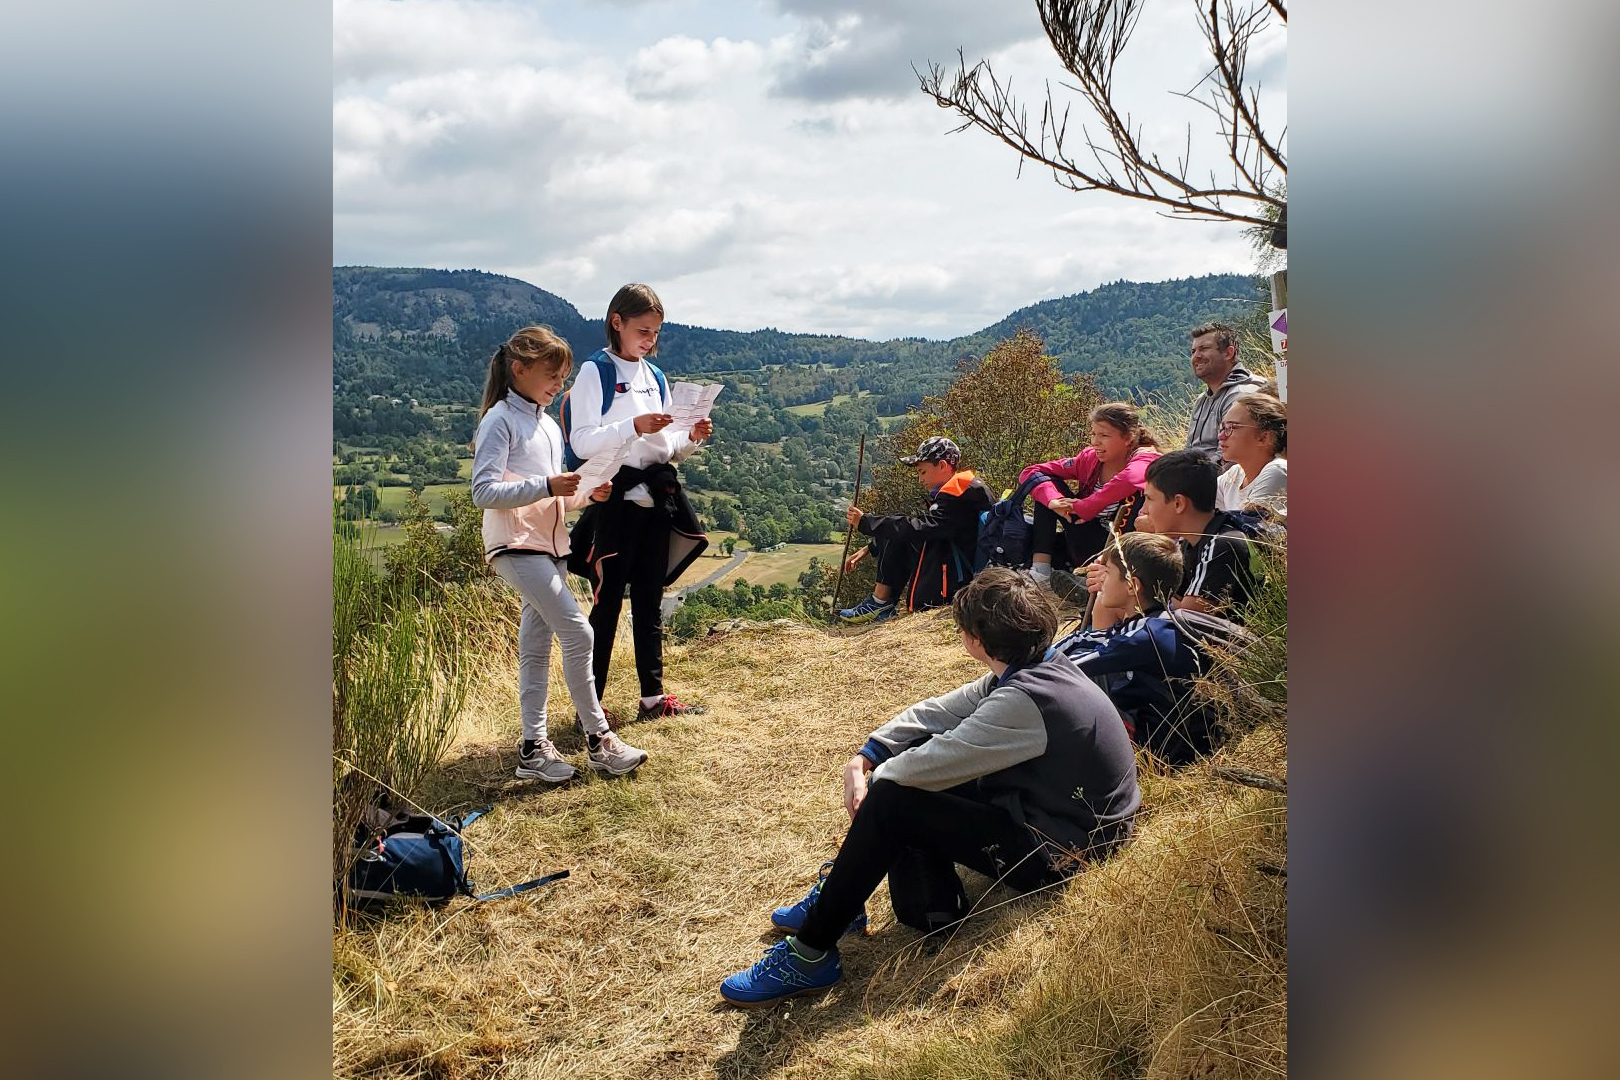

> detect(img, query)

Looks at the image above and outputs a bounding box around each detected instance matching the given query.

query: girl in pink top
[1019,402,1162,583]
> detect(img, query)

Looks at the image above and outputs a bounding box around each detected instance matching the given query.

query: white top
[565,350,699,506]
[1216,458,1287,512]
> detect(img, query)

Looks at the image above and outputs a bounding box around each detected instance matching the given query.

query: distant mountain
[333,266,1262,445]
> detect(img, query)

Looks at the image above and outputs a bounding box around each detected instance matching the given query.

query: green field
[376,482,465,516]
[722,541,843,590]
[784,391,871,417]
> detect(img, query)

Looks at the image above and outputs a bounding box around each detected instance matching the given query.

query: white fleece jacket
[470,391,590,558]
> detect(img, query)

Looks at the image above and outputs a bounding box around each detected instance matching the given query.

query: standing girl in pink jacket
[1018,402,1162,585]
[471,326,650,783]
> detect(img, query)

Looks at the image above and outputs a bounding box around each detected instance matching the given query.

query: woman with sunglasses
[1215,392,1287,513]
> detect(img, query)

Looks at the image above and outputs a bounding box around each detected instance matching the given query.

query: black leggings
[1030,502,1110,569]
[588,502,668,700]
[796,779,1062,950]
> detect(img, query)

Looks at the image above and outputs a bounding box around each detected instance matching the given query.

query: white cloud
[628,35,766,98]
[333,1,1273,339]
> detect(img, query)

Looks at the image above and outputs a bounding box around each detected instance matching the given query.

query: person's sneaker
[587,731,649,776]
[719,940,842,1008]
[573,706,624,737]
[771,861,868,938]
[837,595,897,624]
[634,695,707,722]
[515,738,577,783]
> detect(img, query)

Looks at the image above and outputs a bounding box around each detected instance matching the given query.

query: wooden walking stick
[1078,501,1134,629]
[832,431,868,615]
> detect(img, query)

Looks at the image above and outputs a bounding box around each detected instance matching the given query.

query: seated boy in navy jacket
[719,567,1140,1007]
[1058,532,1249,765]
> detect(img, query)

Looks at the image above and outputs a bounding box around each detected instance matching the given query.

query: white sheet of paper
[666,381,723,428]
[574,442,627,492]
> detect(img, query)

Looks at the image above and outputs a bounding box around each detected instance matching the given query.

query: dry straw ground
[334,605,1286,1080]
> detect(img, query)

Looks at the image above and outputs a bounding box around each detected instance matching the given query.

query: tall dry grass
[332,596,1285,1079]
[333,529,475,911]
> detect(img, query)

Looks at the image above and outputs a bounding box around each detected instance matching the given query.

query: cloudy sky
[333,0,1285,339]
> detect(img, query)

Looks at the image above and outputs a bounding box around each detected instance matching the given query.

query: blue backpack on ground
[974,473,1046,571]
[347,806,568,904]
[559,349,670,470]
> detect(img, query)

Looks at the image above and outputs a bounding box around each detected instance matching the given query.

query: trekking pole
[1078,501,1133,630]
[832,431,868,615]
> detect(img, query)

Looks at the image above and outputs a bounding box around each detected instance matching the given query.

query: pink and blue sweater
[1017,447,1161,523]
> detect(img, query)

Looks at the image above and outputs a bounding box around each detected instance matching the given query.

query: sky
[333,0,1286,340]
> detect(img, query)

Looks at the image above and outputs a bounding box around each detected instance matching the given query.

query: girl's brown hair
[478,325,573,418]
[605,283,664,356]
[1234,392,1287,457]
[1089,401,1160,449]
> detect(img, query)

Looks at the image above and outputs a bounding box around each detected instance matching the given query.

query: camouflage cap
[899,436,961,467]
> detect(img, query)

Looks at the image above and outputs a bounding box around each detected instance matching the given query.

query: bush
[382,489,485,597]
[867,329,1103,519]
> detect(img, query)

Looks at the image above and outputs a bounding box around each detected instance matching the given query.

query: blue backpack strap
[453,806,492,832]
[587,349,618,413]
[474,869,570,902]
[646,361,668,407]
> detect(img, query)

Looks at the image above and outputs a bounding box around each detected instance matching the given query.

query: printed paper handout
[574,441,628,493]
[666,381,723,429]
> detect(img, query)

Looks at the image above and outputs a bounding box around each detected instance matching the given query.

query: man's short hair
[1099,533,1183,608]
[1189,320,1237,354]
[1145,449,1219,513]
[952,567,1059,667]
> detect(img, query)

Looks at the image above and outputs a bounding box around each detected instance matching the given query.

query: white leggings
[492,553,610,741]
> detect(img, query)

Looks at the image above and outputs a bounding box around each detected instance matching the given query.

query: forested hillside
[333,266,1263,549]
[334,266,1260,443]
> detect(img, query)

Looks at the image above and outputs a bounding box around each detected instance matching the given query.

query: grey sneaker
[587,731,649,776]
[516,738,577,783]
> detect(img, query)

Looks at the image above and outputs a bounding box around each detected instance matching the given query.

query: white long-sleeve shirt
[566,351,698,506]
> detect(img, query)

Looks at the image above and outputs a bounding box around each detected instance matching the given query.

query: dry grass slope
[334,606,1285,1080]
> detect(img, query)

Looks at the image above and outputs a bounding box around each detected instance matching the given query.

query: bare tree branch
[916,0,1286,233]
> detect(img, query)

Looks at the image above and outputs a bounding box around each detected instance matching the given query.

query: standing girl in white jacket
[471,326,649,782]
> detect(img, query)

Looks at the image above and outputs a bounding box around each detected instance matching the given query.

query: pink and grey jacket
[1017,447,1161,523]
[471,390,593,560]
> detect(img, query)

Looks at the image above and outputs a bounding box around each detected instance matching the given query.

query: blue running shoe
[772,861,868,937]
[837,595,896,624]
[720,940,842,1007]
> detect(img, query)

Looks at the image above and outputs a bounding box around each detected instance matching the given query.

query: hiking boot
[771,861,868,938]
[837,595,896,624]
[515,738,576,783]
[720,940,842,1008]
[587,731,649,776]
[635,694,707,722]
[574,706,624,737]
[1048,567,1086,604]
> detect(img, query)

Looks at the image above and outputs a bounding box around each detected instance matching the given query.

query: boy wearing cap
[839,437,992,623]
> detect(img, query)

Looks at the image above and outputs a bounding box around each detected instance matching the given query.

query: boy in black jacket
[839,437,992,622]
[1060,532,1252,765]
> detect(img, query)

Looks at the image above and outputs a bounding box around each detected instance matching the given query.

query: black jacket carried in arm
[566,462,707,595]
[858,469,992,611]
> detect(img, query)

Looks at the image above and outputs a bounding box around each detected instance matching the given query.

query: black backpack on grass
[974,474,1046,571]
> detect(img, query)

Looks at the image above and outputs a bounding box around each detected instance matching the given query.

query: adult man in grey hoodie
[1185,321,1267,461]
